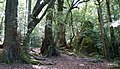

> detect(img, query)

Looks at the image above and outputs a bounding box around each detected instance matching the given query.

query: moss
[2,52,10,64]
[79,37,96,56]
[3,57,10,64]
[0,53,3,61]
[19,47,31,64]
[31,59,41,65]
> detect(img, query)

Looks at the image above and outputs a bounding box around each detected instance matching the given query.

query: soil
[0,48,119,69]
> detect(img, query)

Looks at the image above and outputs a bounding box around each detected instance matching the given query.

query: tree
[3,0,21,63]
[41,0,60,57]
[0,17,4,45]
[28,0,31,22]
[3,0,59,63]
[22,0,54,53]
[56,0,66,47]
[105,0,119,58]
[94,0,109,61]
[23,0,32,53]
[2,0,54,63]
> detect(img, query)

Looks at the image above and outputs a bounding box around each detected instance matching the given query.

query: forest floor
[0,48,119,69]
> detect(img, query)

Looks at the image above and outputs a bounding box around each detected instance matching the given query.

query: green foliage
[73,35,78,53]
[0,0,119,64]
[30,27,43,47]
[80,21,94,32]
[31,59,41,65]
[113,58,120,65]
[30,36,41,47]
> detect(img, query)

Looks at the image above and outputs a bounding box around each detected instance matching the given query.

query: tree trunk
[0,17,4,46]
[23,0,54,51]
[41,0,60,57]
[3,0,21,63]
[56,0,66,47]
[96,1,109,61]
[22,0,51,57]
[23,0,32,54]
[105,0,118,58]
[28,0,31,21]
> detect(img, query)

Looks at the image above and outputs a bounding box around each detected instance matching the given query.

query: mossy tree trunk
[3,0,31,64]
[2,0,58,63]
[56,0,66,47]
[3,0,21,63]
[22,0,54,54]
[41,0,60,57]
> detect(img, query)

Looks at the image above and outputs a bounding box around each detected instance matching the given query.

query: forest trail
[0,48,119,69]
[38,54,109,69]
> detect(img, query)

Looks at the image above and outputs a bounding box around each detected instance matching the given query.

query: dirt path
[0,48,119,69]
[0,54,111,69]
[38,54,109,69]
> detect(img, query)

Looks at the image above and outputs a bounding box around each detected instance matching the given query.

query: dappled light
[0,0,120,69]
[32,65,48,69]
[110,19,120,27]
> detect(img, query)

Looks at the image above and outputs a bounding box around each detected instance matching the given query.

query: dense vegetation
[0,0,120,65]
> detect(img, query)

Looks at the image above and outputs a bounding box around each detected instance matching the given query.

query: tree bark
[3,0,21,63]
[56,0,66,47]
[95,0,109,61]
[105,0,118,58]
[0,17,4,46]
[22,0,54,54]
[41,0,60,57]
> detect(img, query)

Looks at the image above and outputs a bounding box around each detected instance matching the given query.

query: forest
[0,0,120,69]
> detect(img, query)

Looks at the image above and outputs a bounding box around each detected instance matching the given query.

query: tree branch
[75,0,90,8]
[94,0,103,5]
[32,0,48,17]
[25,0,55,39]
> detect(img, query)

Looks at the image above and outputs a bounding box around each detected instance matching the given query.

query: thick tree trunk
[41,0,60,57]
[3,0,21,63]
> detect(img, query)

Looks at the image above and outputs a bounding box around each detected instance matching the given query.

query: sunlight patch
[32,65,57,69]
[110,20,120,27]
[40,0,44,4]
[32,65,47,69]
[79,64,85,66]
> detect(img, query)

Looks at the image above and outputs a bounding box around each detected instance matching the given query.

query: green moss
[19,47,41,64]
[0,53,3,61]
[19,47,31,64]
[1,52,10,64]
[31,59,41,65]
